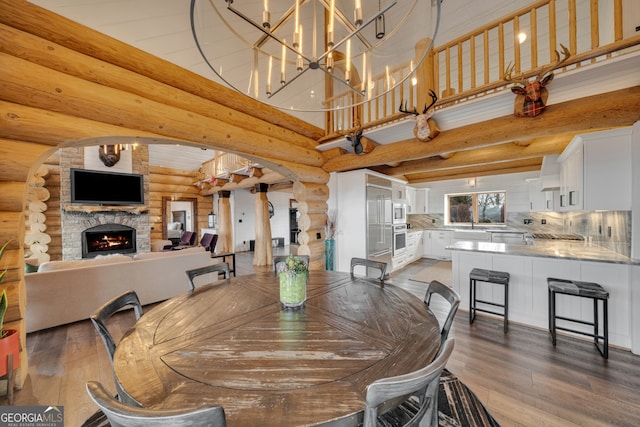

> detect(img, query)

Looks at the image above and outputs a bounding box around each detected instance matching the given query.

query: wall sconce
[468,177,476,187]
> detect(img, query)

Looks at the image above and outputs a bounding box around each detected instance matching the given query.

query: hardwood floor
[4,252,640,426]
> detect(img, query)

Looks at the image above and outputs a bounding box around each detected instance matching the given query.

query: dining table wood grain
[113,270,441,427]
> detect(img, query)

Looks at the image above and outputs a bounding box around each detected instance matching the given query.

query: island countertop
[447,240,639,265]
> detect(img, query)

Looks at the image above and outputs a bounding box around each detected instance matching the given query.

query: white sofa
[25,247,213,333]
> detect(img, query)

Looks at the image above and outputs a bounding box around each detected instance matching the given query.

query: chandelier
[190,0,441,112]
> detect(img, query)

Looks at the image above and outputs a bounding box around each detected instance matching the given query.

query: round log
[297,214,326,232]
[0,53,324,167]
[292,182,330,202]
[297,200,328,215]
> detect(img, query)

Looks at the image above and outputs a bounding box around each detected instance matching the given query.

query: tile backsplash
[407,210,632,257]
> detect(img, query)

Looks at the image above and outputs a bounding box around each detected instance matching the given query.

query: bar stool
[469,268,510,332]
[547,278,609,359]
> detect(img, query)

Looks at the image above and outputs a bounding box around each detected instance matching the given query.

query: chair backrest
[86,381,226,427]
[350,257,388,283]
[179,231,195,246]
[424,280,461,345]
[186,263,230,292]
[90,290,144,365]
[200,233,218,252]
[273,255,310,275]
[363,338,455,427]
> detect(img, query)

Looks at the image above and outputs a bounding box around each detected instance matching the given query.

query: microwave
[392,203,406,224]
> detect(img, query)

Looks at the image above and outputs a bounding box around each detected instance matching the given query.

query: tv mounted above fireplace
[70,168,144,205]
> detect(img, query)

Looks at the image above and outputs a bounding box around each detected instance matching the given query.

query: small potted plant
[276,255,309,308]
[0,240,20,381]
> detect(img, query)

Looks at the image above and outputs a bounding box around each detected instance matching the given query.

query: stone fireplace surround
[60,146,150,260]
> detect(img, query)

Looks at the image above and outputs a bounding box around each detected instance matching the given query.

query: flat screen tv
[70,168,145,205]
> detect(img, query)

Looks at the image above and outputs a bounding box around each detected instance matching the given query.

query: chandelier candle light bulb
[281,41,286,84]
[263,0,270,29]
[354,0,363,26]
[267,55,273,96]
[328,0,335,47]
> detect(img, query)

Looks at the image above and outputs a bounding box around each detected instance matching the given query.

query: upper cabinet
[392,182,406,202]
[558,128,632,211]
[406,187,429,214]
[527,178,555,212]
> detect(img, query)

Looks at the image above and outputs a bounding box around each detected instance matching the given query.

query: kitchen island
[448,240,640,354]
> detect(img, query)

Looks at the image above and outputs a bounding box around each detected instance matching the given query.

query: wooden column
[217,191,232,253]
[253,184,273,267]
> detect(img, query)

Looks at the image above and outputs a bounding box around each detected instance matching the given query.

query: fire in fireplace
[82,224,136,258]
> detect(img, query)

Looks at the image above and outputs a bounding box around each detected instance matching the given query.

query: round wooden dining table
[113,270,441,427]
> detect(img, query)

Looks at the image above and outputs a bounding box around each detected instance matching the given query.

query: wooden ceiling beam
[405,158,543,184]
[374,134,573,176]
[322,86,640,173]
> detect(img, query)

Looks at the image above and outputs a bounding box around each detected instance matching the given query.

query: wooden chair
[90,290,144,406]
[350,257,388,283]
[424,280,461,346]
[186,263,231,292]
[363,338,455,427]
[273,255,310,275]
[86,381,227,427]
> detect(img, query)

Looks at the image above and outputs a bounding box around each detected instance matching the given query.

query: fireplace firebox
[82,224,136,258]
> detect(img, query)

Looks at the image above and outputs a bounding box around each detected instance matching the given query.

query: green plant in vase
[276,255,308,308]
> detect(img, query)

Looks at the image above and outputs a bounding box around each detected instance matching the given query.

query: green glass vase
[325,238,335,271]
[278,271,307,308]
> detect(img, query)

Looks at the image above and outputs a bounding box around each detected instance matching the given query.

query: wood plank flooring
[3,253,640,427]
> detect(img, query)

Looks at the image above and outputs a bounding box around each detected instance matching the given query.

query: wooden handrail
[324,0,640,138]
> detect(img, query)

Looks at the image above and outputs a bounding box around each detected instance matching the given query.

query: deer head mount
[505,44,571,117]
[346,130,364,155]
[399,90,440,141]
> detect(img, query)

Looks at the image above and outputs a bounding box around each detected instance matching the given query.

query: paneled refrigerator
[366,183,393,269]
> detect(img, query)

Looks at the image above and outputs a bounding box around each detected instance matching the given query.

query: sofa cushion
[133,246,205,260]
[37,254,133,272]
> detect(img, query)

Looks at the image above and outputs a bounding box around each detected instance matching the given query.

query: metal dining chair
[363,338,455,427]
[86,381,227,427]
[350,258,388,284]
[273,255,310,275]
[424,280,461,346]
[185,262,231,292]
[90,290,144,407]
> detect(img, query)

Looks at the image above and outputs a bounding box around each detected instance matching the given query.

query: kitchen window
[446,191,506,225]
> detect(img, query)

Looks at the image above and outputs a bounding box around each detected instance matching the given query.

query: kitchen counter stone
[448,240,639,265]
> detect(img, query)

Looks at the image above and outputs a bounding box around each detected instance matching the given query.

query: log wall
[0,0,330,390]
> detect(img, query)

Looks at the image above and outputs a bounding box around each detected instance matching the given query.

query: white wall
[414,171,538,214]
[232,188,294,253]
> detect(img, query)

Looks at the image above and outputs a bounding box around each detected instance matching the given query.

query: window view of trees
[447,192,506,224]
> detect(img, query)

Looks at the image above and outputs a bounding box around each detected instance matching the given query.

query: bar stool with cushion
[469,268,510,332]
[547,277,609,359]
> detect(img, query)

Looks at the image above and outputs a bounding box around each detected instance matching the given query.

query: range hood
[539,155,560,191]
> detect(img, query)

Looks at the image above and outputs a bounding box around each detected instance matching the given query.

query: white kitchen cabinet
[423,230,433,257]
[406,187,428,214]
[582,128,632,211]
[405,231,423,264]
[559,142,583,210]
[405,187,416,213]
[558,127,632,211]
[392,182,406,202]
[430,230,451,260]
[527,178,555,212]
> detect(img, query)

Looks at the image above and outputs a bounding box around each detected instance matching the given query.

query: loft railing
[324,0,640,138]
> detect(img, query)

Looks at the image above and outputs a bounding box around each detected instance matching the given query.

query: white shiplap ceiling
[148,144,216,171]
